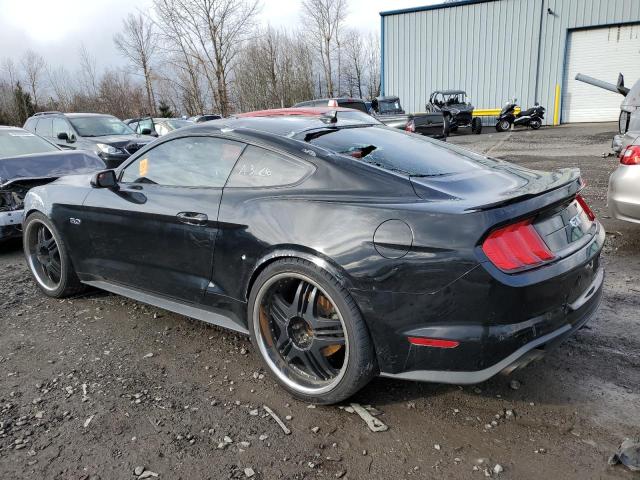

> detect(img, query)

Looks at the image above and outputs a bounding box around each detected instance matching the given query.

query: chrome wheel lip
[253,272,349,396]
[25,219,62,292]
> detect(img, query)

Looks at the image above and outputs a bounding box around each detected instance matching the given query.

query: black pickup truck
[294,96,448,139]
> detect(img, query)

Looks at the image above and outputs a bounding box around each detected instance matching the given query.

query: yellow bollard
[553,84,561,126]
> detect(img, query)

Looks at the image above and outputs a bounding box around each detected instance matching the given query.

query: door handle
[176,212,208,226]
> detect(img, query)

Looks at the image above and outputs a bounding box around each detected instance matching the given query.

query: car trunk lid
[410,164,581,211]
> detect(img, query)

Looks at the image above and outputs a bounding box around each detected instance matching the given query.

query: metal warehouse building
[381,0,640,124]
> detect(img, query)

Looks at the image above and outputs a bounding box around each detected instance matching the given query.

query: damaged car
[1,126,104,241]
[22,107,604,404]
[24,112,155,168]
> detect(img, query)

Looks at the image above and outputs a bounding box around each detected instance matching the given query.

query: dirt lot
[1,123,639,480]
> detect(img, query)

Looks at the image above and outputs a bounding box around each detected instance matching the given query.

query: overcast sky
[0,0,434,72]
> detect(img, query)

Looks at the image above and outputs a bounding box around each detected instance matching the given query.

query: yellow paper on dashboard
[139,158,148,177]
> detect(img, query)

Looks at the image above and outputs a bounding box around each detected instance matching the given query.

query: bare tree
[114,13,159,115]
[46,65,73,111]
[21,50,46,107]
[342,29,366,98]
[98,68,148,119]
[301,0,347,98]
[364,32,380,99]
[1,58,19,87]
[233,27,314,111]
[153,0,207,114]
[153,0,260,116]
[78,44,99,98]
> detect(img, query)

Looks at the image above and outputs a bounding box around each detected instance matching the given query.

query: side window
[156,123,169,136]
[128,121,139,132]
[52,118,71,138]
[137,118,154,134]
[35,118,53,137]
[120,136,243,187]
[226,145,313,188]
[24,118,37,132]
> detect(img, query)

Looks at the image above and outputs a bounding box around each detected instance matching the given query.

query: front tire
[248,258,376,404]
[496,119,511,132]
[471,117,483,134]
[442,115,451,138]
[23,212,86,298]
[530,119,541,130]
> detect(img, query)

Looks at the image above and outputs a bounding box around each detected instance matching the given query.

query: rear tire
[23,212,86,298]
[248,258,376,404]
[471,117,482,134]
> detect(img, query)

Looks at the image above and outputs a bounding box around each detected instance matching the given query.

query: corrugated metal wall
[382,0,640,124]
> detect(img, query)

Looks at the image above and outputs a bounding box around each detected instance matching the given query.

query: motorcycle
[496,99,545,132]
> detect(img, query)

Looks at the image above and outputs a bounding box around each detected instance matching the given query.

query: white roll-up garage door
[562,24,640,123]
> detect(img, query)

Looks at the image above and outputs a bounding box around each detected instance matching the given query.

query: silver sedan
[608,141,640,224]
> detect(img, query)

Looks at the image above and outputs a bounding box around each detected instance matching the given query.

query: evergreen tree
[158,100,174,118]
[14,82,35,125]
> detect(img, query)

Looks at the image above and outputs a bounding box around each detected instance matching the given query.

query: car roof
[32,112,115,118]
[174,107,378,139]
[234,107,359,118]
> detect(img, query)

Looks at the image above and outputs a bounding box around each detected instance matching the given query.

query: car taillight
[327,99,338,107]
[405,119,416,133]
[620,145,640,165]
[482,219,555,272]
[576,194,596,221]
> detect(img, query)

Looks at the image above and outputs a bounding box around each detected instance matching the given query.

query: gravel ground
[1,123,639,480]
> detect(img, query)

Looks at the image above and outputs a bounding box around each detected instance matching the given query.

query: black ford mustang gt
[22,107,605,404]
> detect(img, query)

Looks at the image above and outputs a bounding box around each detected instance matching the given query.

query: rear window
[308,125,487,176]
[338,101,368,113]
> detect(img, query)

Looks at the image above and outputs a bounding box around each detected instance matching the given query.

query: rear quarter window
[226,145,313,188]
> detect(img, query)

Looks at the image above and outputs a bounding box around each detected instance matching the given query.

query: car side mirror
[140,128,153,135]
[57,132,69,141]
[91,170,119,189]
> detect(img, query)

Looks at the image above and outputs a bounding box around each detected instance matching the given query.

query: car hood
[86,134,155,148]
[0,150,105,187]
[411,162,581,211]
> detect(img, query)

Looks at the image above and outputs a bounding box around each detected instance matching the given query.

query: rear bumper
[608,164,640,223]
[381,267,603,384]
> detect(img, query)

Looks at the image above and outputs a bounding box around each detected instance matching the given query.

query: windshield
[307,125,485,176]
[165,119,193,130]
[377,99,403,114]
[0,130,59,159]
[69,116,135,137]
[444,94,467,105]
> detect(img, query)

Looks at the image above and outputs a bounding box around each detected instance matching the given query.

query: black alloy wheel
[25,221,62,291]
[249,259,375,404]
[23,212,85,298]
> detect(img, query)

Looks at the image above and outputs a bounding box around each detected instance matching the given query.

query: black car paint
[23,118,604,382]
